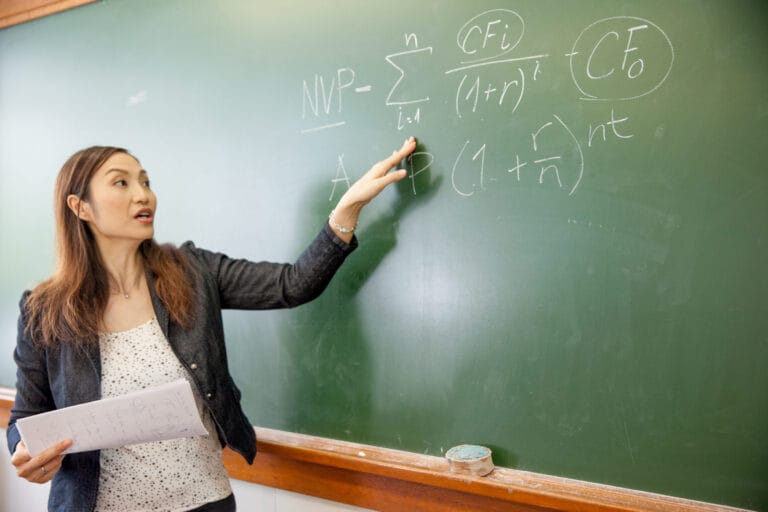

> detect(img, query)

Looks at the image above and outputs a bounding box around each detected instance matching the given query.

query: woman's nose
[133,183,151,203]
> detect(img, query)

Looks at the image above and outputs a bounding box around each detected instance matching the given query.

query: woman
[6,137,416,512]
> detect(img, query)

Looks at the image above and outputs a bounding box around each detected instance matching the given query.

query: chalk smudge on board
[126,90,148,107]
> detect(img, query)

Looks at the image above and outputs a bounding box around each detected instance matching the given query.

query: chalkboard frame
[0,0,96,29]
[1,1,766,509]
[0,389,748,512]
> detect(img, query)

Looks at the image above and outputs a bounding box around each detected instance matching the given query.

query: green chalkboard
[1,1,766,508]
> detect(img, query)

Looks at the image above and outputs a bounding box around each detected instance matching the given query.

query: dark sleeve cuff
[6,422,21,456]
[320,221,358,255]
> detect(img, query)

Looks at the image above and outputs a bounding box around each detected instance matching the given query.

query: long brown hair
[25,146,195,347]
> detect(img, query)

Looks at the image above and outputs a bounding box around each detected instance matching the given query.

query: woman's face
[70,152,157,245]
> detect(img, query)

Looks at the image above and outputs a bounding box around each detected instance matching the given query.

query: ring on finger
[40,465,47,474]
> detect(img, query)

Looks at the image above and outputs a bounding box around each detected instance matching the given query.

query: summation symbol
[385,33,434,130]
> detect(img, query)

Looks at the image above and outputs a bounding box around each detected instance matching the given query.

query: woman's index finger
[376,138,417,174]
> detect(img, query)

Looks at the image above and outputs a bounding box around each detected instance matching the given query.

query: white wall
[1,429,372,512]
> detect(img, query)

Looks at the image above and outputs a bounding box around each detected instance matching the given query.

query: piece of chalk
[445,445,494,476]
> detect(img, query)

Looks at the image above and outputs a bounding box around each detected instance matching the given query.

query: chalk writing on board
[567,16,675,101]
[453,67,525,118]
[301,68,361,133]
[445,9,548,118]
[532,114,584,195]
[446,9,545,118]
[329,154,351,201]
[301,9,674,198]
[449,108,634,197]
[406,151,435,196]
[451,141,487,197]
[386,33,434,131]
[588,108,634,147]
[325,150,438,200]
[456,9,526,64]
[385,35,433,106]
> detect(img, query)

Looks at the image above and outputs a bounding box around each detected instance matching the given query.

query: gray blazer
[6,223,356,512]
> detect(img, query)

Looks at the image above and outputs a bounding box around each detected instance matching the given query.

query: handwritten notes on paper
[16,379,207,456]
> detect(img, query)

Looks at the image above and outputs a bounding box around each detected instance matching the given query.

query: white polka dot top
[95,318,232,512]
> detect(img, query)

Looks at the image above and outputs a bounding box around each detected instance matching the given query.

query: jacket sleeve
[182,222,357,310]
[6,291,54,456]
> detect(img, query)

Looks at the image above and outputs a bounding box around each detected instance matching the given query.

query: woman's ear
[66,194,92,222]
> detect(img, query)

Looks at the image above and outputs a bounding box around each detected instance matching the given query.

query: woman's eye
[144,180,151,188]
[114,179,127,187]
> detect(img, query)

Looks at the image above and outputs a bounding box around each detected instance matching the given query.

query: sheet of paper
[16,379,208,456]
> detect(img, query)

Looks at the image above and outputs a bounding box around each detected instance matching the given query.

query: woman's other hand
[11,439,72,484]
[329,136,417,242]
